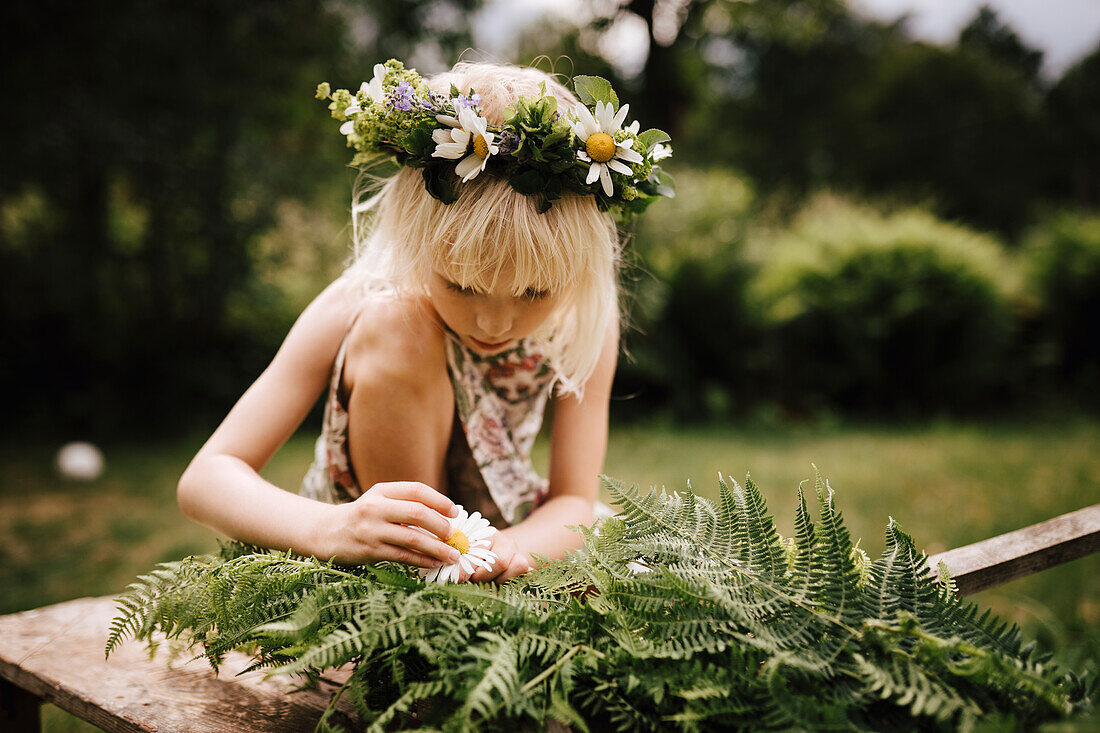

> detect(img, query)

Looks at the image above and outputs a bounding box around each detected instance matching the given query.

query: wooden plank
[0,596,358,733]
[926,503,1100,596]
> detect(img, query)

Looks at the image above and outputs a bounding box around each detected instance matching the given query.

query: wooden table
[0,596,357,732]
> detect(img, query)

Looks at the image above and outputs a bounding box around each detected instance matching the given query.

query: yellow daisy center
[472,134,489,160]
[586,132,616,163]
[445,529,470,555]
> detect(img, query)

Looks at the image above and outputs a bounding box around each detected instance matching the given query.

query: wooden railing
[926,503,1100,596]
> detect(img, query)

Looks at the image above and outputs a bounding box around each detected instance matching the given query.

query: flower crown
[316,60,674,219]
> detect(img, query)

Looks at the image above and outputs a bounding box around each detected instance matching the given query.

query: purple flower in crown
[497,128,520,156]
[454,92,482,110]
[387,81,422,112]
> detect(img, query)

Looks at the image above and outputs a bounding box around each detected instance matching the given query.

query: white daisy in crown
[570,100,644,196]
[431,106,500,182]
[340,63,386,136]
[420,505,498,584]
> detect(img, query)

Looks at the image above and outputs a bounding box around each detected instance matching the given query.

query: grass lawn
[2,418,1097,731]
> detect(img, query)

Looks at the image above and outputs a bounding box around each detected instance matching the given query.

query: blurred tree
[0,0,481,437]
[1048,44,1100,209]
[958,5,1044,86]
[516,0,843,142]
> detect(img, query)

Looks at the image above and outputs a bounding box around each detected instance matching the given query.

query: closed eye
[445,280,478,296]
[524,287,550,300]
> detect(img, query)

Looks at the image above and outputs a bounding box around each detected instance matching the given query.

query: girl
[177,60,672,584]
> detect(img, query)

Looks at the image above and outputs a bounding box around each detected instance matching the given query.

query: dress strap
[330,309,362,408]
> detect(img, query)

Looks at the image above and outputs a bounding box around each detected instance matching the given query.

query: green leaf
[422,166,457,204]
[636,128,671,152]
[509,169,545,196]
[573,75,619,109]
[653,168,676,198]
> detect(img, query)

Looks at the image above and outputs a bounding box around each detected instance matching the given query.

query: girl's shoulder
[342,291,449,386]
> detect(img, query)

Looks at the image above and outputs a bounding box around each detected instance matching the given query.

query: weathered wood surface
[0,595,357,732]
[926,503,1100,596]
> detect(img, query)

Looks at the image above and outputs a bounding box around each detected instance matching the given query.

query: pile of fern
[107,472,1092,731]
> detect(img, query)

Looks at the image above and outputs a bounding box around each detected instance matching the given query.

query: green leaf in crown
[316,60,675,219]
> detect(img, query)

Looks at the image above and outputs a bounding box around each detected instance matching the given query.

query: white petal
[612,103,630,131]
[458,106,479,134]
[607,159,632,175]
[599,165,613,196]
[470,548,498,561]
[577,150,592,162]
[467,554,494,570]
[459,556,473,574]
[436,114,460,128]
[340,120,354,136]
[586,162,602,185]
[344,103,361,115]
[433,143,467,160]
[595,101,615,132]
[573,106,598,138]
[432,128,453,145]
[468,511,483,524]
[618,138,635,149]
[625,120,640,134]
[456,154,485,181]
[424,566,441,583]
[616,146,644,164]
[489,144,499,155]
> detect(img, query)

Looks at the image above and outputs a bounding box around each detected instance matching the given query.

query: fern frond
[107,470,1092,732]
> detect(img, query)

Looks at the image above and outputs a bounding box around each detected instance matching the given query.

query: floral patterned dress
[299,321,555,528]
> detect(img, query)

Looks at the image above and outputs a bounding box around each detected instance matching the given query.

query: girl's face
[427,269,563,353]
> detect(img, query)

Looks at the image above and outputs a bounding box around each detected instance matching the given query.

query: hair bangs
[429,180,586,299]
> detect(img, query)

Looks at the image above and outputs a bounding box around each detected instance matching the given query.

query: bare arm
[177,281,358,556]
[177,283,462,567]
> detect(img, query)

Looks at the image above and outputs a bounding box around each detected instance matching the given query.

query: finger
[469,559,503,583]
[384,525,461,565]
[496,558,534,583]
[384,499,454,540]
[380,482,458,518]
[379,544,447,569]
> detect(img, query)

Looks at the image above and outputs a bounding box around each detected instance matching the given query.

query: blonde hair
[342,61,622,397]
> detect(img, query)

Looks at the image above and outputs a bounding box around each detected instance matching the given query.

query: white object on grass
[56,442,105,481]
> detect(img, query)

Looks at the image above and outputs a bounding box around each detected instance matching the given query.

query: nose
[476,304,513,339]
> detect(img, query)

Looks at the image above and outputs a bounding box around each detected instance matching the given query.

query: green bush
[619,169,760,420]
[749,196,1018,416]
[1024,211,1100,407]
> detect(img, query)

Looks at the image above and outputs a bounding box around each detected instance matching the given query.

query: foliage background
[2,0,1099,436]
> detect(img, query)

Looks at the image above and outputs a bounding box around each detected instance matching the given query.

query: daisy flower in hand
[570,100,644,196]
[420,506,498,584]
[431,106,499,182]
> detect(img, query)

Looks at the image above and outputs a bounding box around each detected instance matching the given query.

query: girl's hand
[469,530,533,584]
[314,481,461,568]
